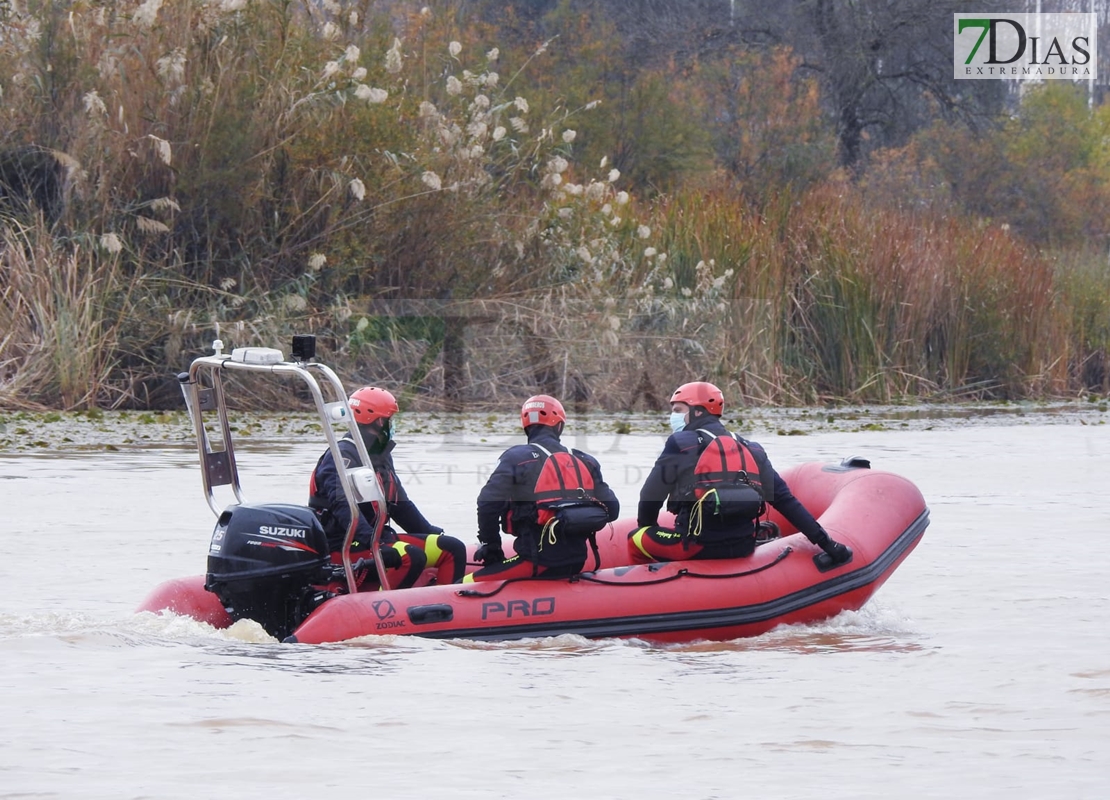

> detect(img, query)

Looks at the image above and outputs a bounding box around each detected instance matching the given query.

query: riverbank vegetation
[2,1,1109,411]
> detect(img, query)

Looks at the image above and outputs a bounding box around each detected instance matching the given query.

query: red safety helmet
[348,386,398,427]
[670,381,724,416]
[520,394,566,428]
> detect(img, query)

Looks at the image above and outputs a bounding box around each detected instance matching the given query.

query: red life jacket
[530,444,610,538]
[690,429,770,531]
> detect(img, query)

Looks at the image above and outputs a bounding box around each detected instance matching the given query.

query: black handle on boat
[840,456,871,469]
[813,547,854,573]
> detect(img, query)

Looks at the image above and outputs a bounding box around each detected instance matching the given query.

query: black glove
[377,545,403,570]
[823,540,853,565]
[474,543,505,566]
[350,557,374,573]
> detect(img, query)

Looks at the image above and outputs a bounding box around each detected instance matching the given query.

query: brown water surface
[1,412,1108,798]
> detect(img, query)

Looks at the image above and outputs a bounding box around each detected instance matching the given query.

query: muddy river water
[1,409,1108,798]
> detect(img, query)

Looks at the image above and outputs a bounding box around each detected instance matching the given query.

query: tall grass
[0,220,132,409]
[1054,249,1110,395]
[645,181,1069,404]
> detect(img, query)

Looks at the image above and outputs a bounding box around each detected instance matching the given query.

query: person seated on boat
[630,381,852,566]
[463,394,621,583]
[309,386,467,589]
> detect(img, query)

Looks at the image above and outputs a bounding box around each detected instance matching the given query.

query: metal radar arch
[176,335,390,593]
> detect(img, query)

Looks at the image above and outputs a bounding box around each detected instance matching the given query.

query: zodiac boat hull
[137,459,928,644]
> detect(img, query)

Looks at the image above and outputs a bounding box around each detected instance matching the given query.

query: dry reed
[0,2,1107,412]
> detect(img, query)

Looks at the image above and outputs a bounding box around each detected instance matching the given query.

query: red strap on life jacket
[531,445,598,521]
[693,430,763,497]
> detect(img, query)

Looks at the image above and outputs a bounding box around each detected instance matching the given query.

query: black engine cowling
[205,503,334,639]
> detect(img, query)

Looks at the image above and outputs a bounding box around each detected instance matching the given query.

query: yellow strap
[539,518,559,549]
[688,489,715,540]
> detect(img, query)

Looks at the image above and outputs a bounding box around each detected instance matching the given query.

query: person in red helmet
[631,381,853,567]
[309,386,467,589]
[463,394,620,583]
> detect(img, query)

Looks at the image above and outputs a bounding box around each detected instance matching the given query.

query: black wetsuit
[469,427,620,580]
[634,417,834,560]
[310,437,466,586]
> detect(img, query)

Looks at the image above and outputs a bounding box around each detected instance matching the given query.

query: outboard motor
[205,503,334,640]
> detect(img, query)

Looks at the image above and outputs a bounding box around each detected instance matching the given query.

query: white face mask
[669,411,687,433]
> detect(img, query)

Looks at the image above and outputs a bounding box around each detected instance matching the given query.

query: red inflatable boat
[139,462,928,644]
[289,459,926,643]
[136,341,929,644]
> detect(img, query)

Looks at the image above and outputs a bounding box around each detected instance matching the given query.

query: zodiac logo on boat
[372,600,397,620]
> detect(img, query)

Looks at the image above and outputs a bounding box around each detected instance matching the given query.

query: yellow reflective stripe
[423,534,444,566]
[390,541,406,556]
[631,527,653,559]
[462,572,476,584]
